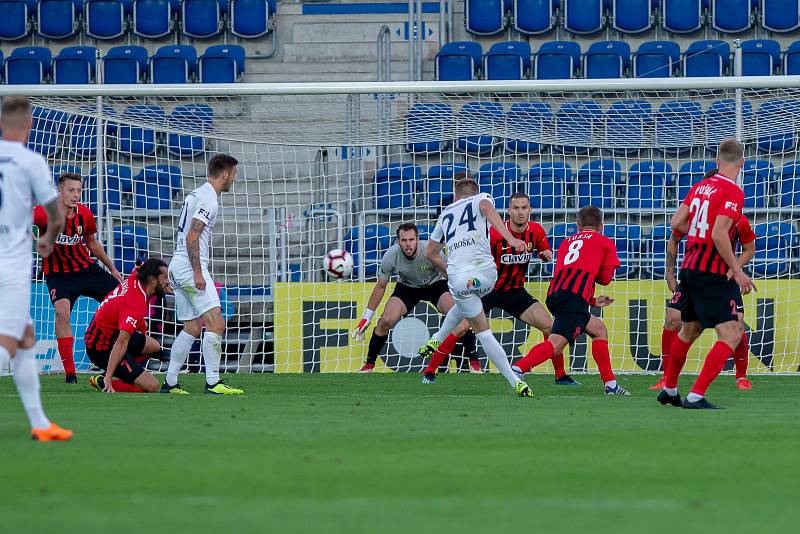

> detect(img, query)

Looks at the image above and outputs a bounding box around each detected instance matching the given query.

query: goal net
[9,78,800,376]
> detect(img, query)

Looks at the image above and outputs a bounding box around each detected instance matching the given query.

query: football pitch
[1,373,799,534]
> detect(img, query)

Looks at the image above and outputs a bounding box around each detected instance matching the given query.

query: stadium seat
[613,0,654,33]
[633,41,680,78]
[605,100,652,154]
[69,105,117,159]
[563,0,605,34]
[374,163,420,209]
[113,225,148,274]
[741,39,780,76]
[405,102,453,154]
[505,102,552,154]
[136,164,182,196]
[643,224,677,278]
[150,45,197,84]
[584,41,631,79]
[133,0,177,38]
[37,0,80,39]
[167,104,213,157]
[181,0,225,38]
[484,41,531,80]
[785,41,800,75]
[684,40,730,77]
[753,222,797,277]
[705,98,754,148]
[711,0,752,33]
[554,100,602,154]
[84,0,130,39]
[779,161,800,207]
[757,99,800,153]
[53,46,97,85]
[762,0,800,32]
[456,101,503,156]
[676,160,715,200]
[534,41,581,79]
[51,165,82,184]
[5,46,51,85]
[344,225,392,278]
[134,180,172,210]
[436,41,482,81]
[662,0,704,33]
[28,107,67,157]
[528,163,571,209]
[627,161,673,208]
[576,160,618,208]
[85,164,131,213]
[476,163,521,209]
[103,46,148,84]
[199,44,246,83]
[544,222,579,275]
[230,0,275,38]
[465,0,506,35]
[603,224,642,278]
[741,159,773,208]
[0,0,32,40]
[514,0,555,34]
[119,105,164,157]
[427,164,470,208]
[655,100,702,155]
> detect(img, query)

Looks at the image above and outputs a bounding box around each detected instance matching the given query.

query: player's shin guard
[690,341,734,397]
[57,336,76,376]
[591,339,615,384]
[424,333,459,374]
[475,330,518,386]
[665,336,692,390]
[514,341,554,374]
[166,330,196,387]
[202,332,223,386]
[10,348,50,430]
[733,332,749,380]
[661,328,677,375]
[366,332,389,365]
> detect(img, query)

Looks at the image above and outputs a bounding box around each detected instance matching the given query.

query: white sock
[166,330,196,386]
[0,346,10,371]
[663,387,678,396]
[433,307,464,343]
[202,332,223,386]
[686,392,703,402]
[11,348,50,430]
[605,380,617,389]
[475,330,518,387]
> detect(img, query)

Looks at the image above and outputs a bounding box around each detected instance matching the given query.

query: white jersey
[173,182,218,268]
[0,139,58,274]
[431,192,495,275]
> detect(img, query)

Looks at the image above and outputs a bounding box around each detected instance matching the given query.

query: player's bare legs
[652,308,682,390]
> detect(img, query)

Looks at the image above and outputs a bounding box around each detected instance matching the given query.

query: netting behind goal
[14,80,800,375]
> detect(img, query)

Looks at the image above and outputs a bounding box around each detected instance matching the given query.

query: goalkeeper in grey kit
[354,223,478,372]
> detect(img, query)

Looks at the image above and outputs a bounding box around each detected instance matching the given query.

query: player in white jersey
[0,96,73,441]
[418,178,534,397]
[162,154,243,395]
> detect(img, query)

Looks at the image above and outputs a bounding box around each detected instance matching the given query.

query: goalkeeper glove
[352,309,375,341]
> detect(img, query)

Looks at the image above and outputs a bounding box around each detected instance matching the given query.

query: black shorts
[46,262,120,308]
[482,287,539,320]
[679,269,742,328]
[666,282,689,312]
[545,291,591,345]
[390,280,450,314]
[86,331,147,384]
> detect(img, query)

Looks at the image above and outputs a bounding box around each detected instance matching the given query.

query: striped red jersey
[675,215,756,247]
[84,273,148,351]
[679,173,745,275]
[491,221,550,291]
[33,202,97,275]
[548,230,620,303]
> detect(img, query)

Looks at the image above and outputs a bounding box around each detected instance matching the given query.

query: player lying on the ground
[421,192,578,386]
[0,96,72,441]
[353,222,478,373]
[417,178,534,397]
[511,206,629,396]
[33,172,123,384]
[85,259,173,394]
[657,138,757,410]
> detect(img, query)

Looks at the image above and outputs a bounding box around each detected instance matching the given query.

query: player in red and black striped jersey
[512,206,629,396]
[657,139,757,410]
[32,173,123,383]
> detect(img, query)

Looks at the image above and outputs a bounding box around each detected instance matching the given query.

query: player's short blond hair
[0,96,32,130]
[454,178,479,198]
[717,138,744,165]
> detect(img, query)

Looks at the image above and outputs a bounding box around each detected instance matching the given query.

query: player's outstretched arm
[86,234,123,281]
[670,204,690,237]
[186,218,207,290]
[425,240,448,278]
[103,330,131,393]
[665,231,682,292]
[479,199,526,252]
[37,199,64,258]
[712,216,756,294]
[354,277,388,341]
[596,265,616,286]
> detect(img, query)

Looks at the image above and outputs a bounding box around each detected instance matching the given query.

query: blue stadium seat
[484,41,531,80]
[633,41,680,78]
[476,163,521,209]
[53,46,97,85]
[563,0,605,34]
[51,165,82,183]
[136,164,182,196]
[134,181,172,210]
[643,224,672,278]
[405,102,453,154]
[711,0,752,33]
[113,225,148,274]
[85,0,130,39]
[603,224,642,278]
[779,161,800,207]
[103,46,147,84]
[753,222,797,277]
[534,41,581,79]
[38,0,80,39]
[505,102,552,154]
[741,159,773,208]
[133,0,177,38]
[119,105,164,157]
[514,0,555,34]
[662,0,704,33]
[28,107,66,157]
[676,160,715,200]
[181,0,225,38]
[576,160,618,208]
[741,39,780,76]
[555,100,602,154]
[85,164,131,213]
[374,163,419,209]
[613,0,654,33]
[762,0,800,32]
[544,222,579,275]
[167,104,213,157]
[684,40,730,77]
[605,99,652,154]
[785,41,800,74]
[427,164,470,208]
[69,105,117,159]
[528,163,571,209]
[456,101,503,156]
[5,46,51,85]
[757,99,800,153]
[199,44,245,83]
[150,45,197,84]
[655,100,702,155]
[0,0,33,40]
[627,161,673,208]
[344,225,392,278]
[705,98,754,148]
[466,0,506,35]
[230,0,275,38]
[436,41,483,81]
[585,41,631,79]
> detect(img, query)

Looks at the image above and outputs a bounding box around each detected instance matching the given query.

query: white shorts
[447,266,497,319]
[168,259,221,322]
[0,272,33,340]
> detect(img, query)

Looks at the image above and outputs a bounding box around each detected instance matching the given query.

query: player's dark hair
[208,154,239,178]
[509,191,530,203]
[454,178,479,197]
[452,170,472,181]
[703,167,719,179]
[396,222,418,238]
[58,173,83,186]
[577,206,603,229]
[135,258,168,283]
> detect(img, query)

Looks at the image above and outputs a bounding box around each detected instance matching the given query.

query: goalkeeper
[354,223,478,373]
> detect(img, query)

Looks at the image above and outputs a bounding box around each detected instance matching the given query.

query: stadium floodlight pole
[733,39,744,142]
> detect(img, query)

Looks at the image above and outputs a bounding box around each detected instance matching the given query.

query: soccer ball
[323,249,354,279]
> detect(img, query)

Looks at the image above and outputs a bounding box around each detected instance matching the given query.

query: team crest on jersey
[466,278,481,290]
[77,226,83,235]
[527,242,533,251]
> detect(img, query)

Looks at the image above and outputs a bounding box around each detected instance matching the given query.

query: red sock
[665,336,692,389]
[733,332,749,380]
[424,334,459,375]
[691,341,734,397]
[57,336,76,375]
[551,352,567,379]
[591,339,615,383]
[661,328,678,375]
[513,341,554,373]
[111,379,145,393]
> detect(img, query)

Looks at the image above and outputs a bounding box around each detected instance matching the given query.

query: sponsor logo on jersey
[725,201,739,211]
[500,252,535,264]
[198,208,211,220]
[449,237,475,251]
[466,278,481,290]
[54,233,83,245]
[419,265,433,271]
[125,316,137,327]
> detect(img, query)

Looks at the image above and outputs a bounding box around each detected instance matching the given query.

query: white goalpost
[5,76,800,376]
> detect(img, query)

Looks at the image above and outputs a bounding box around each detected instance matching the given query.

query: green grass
[1,373,799,534]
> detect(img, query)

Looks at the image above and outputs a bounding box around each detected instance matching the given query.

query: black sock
[461,331,478,361]
[366,332,389,364]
